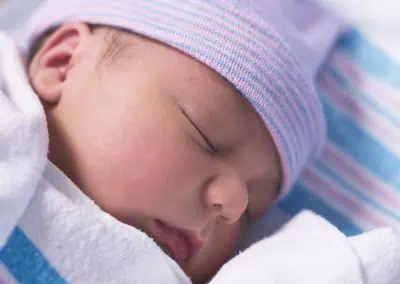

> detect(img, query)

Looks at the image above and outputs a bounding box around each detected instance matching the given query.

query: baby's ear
[29,22,92,104]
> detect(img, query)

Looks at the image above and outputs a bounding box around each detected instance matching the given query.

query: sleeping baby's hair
[28,25,140,67]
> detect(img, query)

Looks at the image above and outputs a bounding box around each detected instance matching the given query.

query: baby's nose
[204,173,249,224]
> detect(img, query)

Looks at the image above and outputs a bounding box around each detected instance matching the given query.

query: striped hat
[23,0,326,198]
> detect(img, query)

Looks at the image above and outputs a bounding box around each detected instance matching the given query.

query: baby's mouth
[152,219,204,262]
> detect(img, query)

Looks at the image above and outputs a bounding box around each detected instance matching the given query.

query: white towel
[0,31,48,248]
[210,211,400,284]
[16,162,190,283]
[349,228,400,284]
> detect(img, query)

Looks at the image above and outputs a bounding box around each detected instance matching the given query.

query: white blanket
[0,30,48,248]
[212,211,400,284]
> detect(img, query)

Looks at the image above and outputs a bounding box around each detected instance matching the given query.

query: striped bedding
[278,28,400,236]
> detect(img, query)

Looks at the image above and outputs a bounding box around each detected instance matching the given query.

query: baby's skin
[28,23,281,283]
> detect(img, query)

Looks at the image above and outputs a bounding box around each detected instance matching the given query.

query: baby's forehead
[107,30,240,100]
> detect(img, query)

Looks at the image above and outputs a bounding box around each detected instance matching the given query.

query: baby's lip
[152,219,205,262]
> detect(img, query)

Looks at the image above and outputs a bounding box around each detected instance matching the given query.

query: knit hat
[23,0,326,198]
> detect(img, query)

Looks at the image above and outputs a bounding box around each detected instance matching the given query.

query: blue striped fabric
[324,93,400,188]
[278,28,400,234]
[278,184,363,236]
[337,29,400,89]
[0,227,66,284]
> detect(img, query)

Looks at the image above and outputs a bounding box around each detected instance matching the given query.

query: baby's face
[29,24,281,283]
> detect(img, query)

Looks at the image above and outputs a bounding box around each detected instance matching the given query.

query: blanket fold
[0,32,48,248]
[210,211,400,284]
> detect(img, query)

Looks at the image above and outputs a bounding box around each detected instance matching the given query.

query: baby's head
[25,0,325,283]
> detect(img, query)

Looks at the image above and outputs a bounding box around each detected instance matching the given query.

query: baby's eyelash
[179,107,218,155]
[199,136,218,155]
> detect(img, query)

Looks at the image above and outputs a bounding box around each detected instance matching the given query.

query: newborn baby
[0,0,330,283]
[29,23,282,282]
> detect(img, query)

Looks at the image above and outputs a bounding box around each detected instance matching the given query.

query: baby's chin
[178,237,240,284]
[186,264,225,284]
[180,254,227,284]
[153,232,230,284]
[152,219,244,283]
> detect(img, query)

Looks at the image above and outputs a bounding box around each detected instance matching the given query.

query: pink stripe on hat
[23,0,326,199]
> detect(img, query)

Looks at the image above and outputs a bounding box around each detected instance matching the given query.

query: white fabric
[349,228,400,284]
[0,0,43,42]
[211,211,400,284]
[0,31,48,248]
[20,163,191,283]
